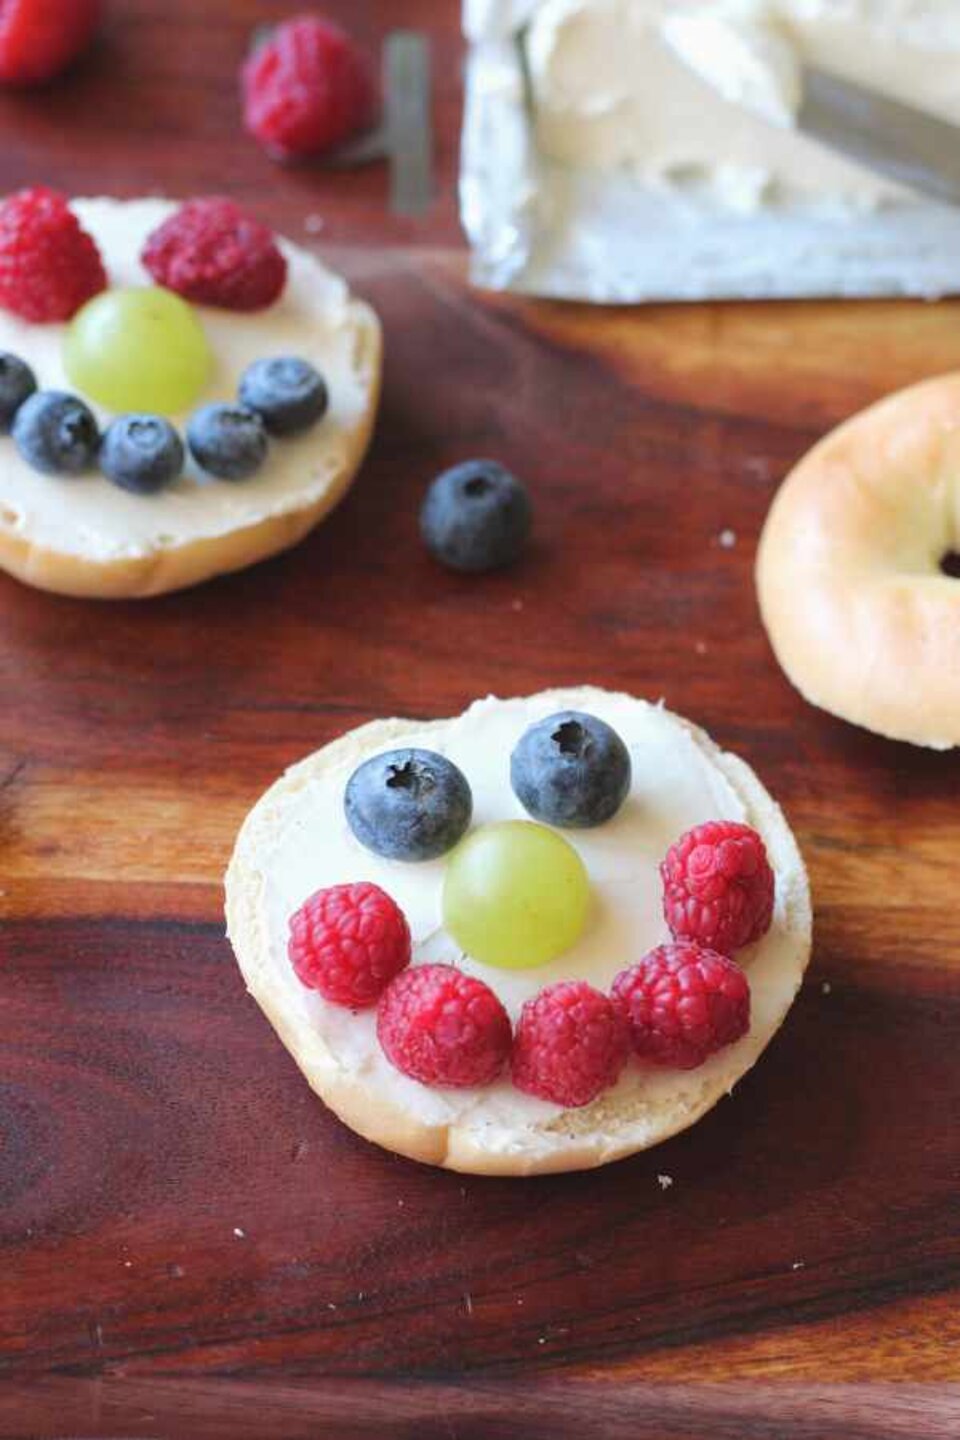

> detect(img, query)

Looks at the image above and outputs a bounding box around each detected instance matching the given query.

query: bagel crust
[0,198,382,599]
[225,688,812,1176]
[757,373,960,748]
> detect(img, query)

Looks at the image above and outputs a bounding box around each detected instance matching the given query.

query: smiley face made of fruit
[0,190,381,598]
[226,688,812,1174]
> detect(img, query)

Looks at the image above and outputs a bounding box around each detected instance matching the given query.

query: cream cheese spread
[0,198,377,560]
[258,690,802,1133]
[527,0,960,210]
[661,7,802,129]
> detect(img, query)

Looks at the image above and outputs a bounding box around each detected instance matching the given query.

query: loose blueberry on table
[420,460,532,573]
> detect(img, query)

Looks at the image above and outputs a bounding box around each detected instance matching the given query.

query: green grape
[442,821,591,970]
[64,287,210,415]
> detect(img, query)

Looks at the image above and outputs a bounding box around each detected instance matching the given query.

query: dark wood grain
[2,2,960,1436]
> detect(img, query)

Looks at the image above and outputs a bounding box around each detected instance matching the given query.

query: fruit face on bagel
[225,688,812,1175]
[0,192,381,597]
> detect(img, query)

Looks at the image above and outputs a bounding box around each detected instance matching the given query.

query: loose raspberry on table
[288,882,410,1008]
[661,820,775,955]
[377,964,511,1088]
[242,14,378,162]
[612,942,750,1070]
[0,0,101,86]
[0,187,106,322]
[141,197,287,311]
[511,980,629,1108]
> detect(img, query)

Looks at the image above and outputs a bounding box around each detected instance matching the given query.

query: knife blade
[799,67,960,208]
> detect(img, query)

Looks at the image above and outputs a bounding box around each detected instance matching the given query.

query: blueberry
[100,414,184,494]
[420,460,531,573]
[511,712,632,828]
[238,356,328,436]
[345,748,473,861]
[13,390,99,476]
[186,403,267,480]
[0,353,36,432]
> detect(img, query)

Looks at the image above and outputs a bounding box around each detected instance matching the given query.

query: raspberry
[612,942,750,1070]
[242,14,378,162]
[0,187,106,322]
[0,0,101,86]
[141,198,287,312]
[511,981,629,1108]
[377,964,511,1088]
[288,882,410,1008]
[661,820,775,955]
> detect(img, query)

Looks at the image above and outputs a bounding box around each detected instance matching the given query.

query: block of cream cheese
[461,0,960,300]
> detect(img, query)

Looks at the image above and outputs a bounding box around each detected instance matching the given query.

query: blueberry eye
[345,748,473,861]
[511,711,631,828]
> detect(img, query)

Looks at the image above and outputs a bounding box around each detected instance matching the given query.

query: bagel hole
[940,551,960,579]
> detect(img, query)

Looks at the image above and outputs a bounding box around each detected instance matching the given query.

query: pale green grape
[64,287,210,415]
[442,821,591,970]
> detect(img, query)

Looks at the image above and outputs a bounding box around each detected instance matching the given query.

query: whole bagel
[757,373,960,749]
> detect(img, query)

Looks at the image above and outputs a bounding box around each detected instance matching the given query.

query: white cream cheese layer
[661,8,802,129]
[0,198,377,560]
[527,0,960,211]
[258,690,800,1131]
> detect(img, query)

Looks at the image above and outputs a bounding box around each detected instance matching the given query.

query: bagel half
[0,198,382,599]
[225,688,812,1176]
[757,373,960,748]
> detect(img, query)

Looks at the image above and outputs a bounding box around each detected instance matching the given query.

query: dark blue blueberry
[13,390,99,476]
[0,353,36,432]
[420,460,531,573]
[345,748,473,861]
[186,403,267,480]
[238,356,328,436]
[511,711,632,828]
[100,414,184,494]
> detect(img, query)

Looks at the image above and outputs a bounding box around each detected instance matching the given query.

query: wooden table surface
[3,3,960,1437]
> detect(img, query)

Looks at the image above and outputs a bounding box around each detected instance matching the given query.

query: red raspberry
[0,187,106,322]
[612,942,750,1070]
[242,14,378,162]
[288,882,410,1008]
[377,964,511,1089]
[511,981,629,1108]
[661,820,775,955]
[0,0,101,86]
[141,197,287,312]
